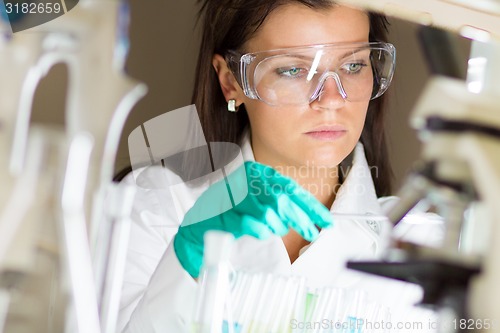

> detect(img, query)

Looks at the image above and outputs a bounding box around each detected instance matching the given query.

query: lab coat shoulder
[118,165,198,333]
[119,165,182,265]
[118,152,249,332]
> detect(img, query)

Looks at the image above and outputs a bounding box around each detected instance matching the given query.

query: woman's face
[238,5,371,169]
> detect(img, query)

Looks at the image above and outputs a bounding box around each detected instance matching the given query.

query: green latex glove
[173,161,333,278]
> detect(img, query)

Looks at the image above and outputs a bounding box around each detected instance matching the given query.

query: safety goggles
[225,42,396,106]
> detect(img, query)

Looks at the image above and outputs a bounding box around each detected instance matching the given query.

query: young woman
[119,0,441,332]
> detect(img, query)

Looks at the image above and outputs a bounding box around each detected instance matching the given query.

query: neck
[277,165,339,208]
[276,165,338,264]
[250,137,340,207]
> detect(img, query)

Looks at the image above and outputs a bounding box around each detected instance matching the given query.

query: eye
[342,62,367,74]
[276,66,307,78]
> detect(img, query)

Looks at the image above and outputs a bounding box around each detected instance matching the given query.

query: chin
[303,146,350,167]
[298,153,344,169]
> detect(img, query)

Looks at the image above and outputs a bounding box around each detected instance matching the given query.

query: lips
[304,125,347,141]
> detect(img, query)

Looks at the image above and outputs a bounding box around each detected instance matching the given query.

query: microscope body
[337,0,500,331]
[409,76,500,329]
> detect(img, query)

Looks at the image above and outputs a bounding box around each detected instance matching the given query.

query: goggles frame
[225,42,396,106]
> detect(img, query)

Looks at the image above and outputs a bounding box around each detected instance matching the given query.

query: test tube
[268,276,295,333]
[237,273,264,333]
[307,287,332,333]
[230,271,249,332]
[192,231,234,333]
[260,275,290,332]
[247,274,275,333]
[278,276,307,333]
[343,290,368,333]
[322,288,348,333]
[291,278,308,333]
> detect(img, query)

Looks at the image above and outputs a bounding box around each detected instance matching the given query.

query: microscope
[336,0,500,331]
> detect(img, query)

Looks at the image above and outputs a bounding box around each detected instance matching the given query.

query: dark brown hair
[192,0,393,196]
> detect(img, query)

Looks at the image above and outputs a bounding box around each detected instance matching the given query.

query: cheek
[245,101,298,137]
[351,102,369,135]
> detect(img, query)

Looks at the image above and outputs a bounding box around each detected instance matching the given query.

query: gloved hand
[173,161,333,278]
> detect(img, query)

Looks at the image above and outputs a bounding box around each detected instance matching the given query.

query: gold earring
[228,99,238,112]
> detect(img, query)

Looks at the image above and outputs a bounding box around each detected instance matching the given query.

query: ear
[212,54,244,106]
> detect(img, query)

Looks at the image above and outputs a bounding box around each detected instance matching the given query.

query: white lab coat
[118,135,443,333]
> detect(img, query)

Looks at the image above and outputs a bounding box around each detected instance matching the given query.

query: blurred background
[30,0,471,191]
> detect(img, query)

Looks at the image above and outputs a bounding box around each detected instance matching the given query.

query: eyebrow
[271,45,371,59]
[338,46,371,60]
[263,45,372,65]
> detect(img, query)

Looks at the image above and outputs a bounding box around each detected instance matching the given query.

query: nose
[310,72,346,110]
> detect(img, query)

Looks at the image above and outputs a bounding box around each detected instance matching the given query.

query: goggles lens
[228,43,395,106]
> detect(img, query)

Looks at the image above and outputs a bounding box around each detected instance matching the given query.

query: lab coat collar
[331,143,383,216]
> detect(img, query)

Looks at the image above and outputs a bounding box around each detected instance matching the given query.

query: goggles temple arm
[224,51,245,90]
